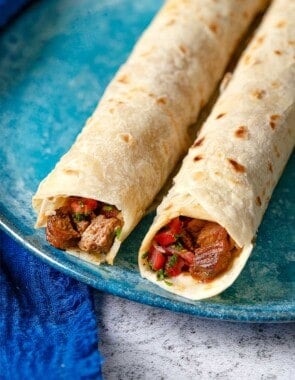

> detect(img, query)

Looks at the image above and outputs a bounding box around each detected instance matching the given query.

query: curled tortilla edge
[138,203,254,300]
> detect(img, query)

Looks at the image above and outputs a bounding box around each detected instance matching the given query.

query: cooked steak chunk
[196,222,228,247]
[78,215,121,254]
[74,219,91,234]
[186,219,206,240]
[189,240,232,282]
[46,207,80,249]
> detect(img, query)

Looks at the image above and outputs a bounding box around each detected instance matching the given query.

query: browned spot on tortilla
[252,89,266,99]
[268,162,273,173]
[254,59,263,65]
[148,92,156,98]
[274,50,283,55]
[194,172,205,181]
[194,155,203,162]
[243,54,251,65]
[274,145,280,158]
[256,196,262,207]
[116,100,125,106]
[164,203,172,211]
[271,80,281,88]
[276,20,286,28]
[269,114,280,130]
[117,74,129,84]
[209,23,218,33]
[156,97,167,105]
[119,133,134,144]
[165,19,176,26]
[288,40,295,46]
[253,35,265,48]
[216,112,226,119]
[270,121,276,130]
[109,108,114,114]
[270,114,280,121]
[63,169,79,176]
[257,36,265,44]
[229,178,242,185]
[179,44,188,54]
[235,126,249,139]
[193,136,205,147]
[228,159,246,173]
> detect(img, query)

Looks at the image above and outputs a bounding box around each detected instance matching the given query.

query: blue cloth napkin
[0,229,104,379]
[1,2,103,378]
[0,0,31,27]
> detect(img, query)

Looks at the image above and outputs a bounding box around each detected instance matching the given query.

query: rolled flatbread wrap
[32,0,268,264]
[139,0,295,300]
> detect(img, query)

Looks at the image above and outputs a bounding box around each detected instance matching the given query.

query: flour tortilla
[139,0,295,299]
[33,0,268,264]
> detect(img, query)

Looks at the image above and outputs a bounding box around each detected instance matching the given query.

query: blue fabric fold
[0,3,103,377]
[0,0,31,27]
[0,229,103,379]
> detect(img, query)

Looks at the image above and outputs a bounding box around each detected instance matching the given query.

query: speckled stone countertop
[95,292,295,380]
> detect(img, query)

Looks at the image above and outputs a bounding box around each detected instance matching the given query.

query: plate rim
[1,214,294,323]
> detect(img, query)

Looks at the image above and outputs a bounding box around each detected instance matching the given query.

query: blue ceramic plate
[0,0,294,322]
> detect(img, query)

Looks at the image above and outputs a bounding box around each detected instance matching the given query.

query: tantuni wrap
[139,0,295,300]
[32,0,268,264]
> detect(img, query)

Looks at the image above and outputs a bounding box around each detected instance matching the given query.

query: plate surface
[0,0,294,322]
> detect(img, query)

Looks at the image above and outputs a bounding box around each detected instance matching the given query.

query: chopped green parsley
[114,227,122,238]
[141,251,149,259]
[167,254,178,268]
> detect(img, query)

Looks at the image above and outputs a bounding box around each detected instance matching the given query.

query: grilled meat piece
[78,215,121,254]
[189,240,231,281]
[196,222,228,247]
[46,207,80,249]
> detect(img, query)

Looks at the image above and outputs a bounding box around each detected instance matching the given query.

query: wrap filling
[46,197,123,254]
[143,217,239,282]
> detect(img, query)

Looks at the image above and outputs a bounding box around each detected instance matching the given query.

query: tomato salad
[143,217,238,283]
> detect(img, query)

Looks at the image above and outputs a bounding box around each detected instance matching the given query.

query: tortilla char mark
[193,136,205,147]
[193,155,203,162]
[234,125,249,139]
[227,158,246,173]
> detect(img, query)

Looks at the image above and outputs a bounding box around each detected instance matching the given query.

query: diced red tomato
[70,198,98,215]
[168,217,182,235]
[148,246,166,271]
[154,231,176,246]
[165,255,185,277]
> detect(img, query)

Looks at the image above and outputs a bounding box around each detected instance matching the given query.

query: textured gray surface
[95,292,295,380]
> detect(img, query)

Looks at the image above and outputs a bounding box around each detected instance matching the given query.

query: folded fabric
[0,229,103,379]
[0,0,32,27]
